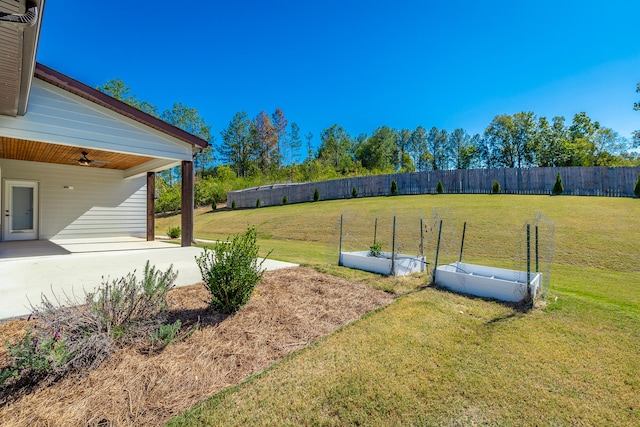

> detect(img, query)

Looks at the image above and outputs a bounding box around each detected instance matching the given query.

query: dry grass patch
[0,267,394,426]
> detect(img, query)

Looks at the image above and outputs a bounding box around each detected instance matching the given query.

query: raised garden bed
[340,251,426,276]
[435,261,542,303]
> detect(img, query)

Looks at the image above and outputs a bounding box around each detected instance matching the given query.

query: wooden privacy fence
[227,166,640,208]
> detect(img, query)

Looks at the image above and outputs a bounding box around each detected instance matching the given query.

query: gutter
[0,3,38,27]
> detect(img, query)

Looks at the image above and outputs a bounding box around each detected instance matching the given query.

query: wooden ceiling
[0,137,155,170]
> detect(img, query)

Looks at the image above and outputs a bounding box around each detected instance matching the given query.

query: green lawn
[160,195,640,426]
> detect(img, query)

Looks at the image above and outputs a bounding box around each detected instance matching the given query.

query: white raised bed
[340,251,426,276]
[435,261,542,303]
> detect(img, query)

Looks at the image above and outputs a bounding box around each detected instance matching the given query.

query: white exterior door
[3,180,39,241]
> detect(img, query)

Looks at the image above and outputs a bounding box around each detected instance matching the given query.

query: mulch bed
[0,267,395,426]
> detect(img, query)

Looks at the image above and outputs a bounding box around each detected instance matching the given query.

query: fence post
[338,214,343,266]
[373,217,378,245]
[433,220,443,284]
[391,215,396,276]
[420,217,424,257]
[459,221,467,262]
[527,224,531,299]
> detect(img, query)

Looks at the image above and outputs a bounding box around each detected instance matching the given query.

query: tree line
[98,79,640,212]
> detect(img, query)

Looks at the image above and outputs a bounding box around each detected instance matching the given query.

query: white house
[0,0,208,249]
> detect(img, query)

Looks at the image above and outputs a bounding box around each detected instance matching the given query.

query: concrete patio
[0,238,297,320]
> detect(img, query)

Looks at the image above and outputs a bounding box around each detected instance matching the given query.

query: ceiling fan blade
[91,160,110,167]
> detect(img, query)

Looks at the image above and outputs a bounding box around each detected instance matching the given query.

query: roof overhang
[34,64,209,151]
[0,0,45,117]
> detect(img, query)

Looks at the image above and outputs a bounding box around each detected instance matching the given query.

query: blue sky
[37,1,640,148]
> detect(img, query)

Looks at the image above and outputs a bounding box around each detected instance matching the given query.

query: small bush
[282,195,288,205]
[553,172,564,195]
[1,263,177,392]
[351,187,358,198]
[492,180,501,194]
[368,243,382,257]
[231,200,237,209]
[90,262,177,339]
[211,202,217,210]
[196,226,269,314]
[256,198,261,208]
[150,320,182,348]
[390,180,398,196]
[634,173,640,198]
[313,188,320,202]
[167,226,181,239]
[436,181,444,194]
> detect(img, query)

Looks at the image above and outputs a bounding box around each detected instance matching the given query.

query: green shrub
[91,262,177,338]
[351,187,358,198]
[167,226,181,239]
[390,180,398,196]
[492,180,501,194]
[1,329,71,385]
[553,172,564,195]
[282,195,288,205]
[2,263,177,391]
[231,200,236,209]
[313,188,320,202]
[436,181,444,194]
[150,320,182,348]
[368,242,383,257]
[196,226,269,314]
[211,202,217,210]
[256,198,261,208]
[634,173,640,198]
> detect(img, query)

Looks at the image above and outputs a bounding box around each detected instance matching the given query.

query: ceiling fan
[77,151,110,167]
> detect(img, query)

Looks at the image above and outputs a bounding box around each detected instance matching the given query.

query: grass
[160,194,640,425]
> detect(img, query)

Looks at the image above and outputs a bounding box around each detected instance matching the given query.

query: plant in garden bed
[368,242,383,257]
[1,262,179,398]
[313,188,320,202]
[196,226,270,314]
[436,181,444,194]
[492,180,501,194]
[352,187,358,198]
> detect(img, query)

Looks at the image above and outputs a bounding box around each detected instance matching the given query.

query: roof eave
[34,63,209,150]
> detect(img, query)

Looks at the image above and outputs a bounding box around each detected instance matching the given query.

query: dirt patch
[0,267,394,426]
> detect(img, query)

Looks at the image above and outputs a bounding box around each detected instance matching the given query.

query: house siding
[0,79,193,161]
[0,158,146,240]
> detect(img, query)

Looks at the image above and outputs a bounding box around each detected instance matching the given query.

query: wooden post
[181,160,194,247]
[146,172,155,241]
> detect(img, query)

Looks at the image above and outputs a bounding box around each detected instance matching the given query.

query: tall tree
[409,126,429,171]
[254,111,277,174]
[565,112,600,166]
[427,127,449,170]
[592,127,626,166]
[287,122,302,164]
[634,82,640,147]
[219,111,256,178]
[305,131,314,160]
[317,124,354,173]
[271,108,288,168]
[396,129,413,171]
[355,126,397,172]
[448,128,476,169]
[160,102,212,184]
[483,113,536,168]
[96,78,159,117]
[511,111,536,167]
